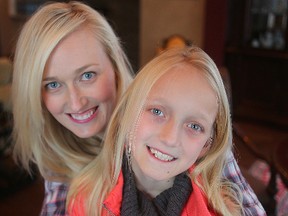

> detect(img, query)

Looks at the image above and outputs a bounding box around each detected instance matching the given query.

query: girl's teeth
[71,110,94,120]
[149,147,174,161]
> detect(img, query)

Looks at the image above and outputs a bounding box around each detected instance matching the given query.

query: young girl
[68,46,244,215]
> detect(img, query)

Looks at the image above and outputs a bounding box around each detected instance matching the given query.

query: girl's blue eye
[82,72,95,80]
[187,123,202,132]
[46,82,60,89]
[151,108,164,116]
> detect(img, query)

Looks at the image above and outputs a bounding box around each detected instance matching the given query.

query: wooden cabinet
[225,0,288,128]
[245,0,287,50]
[226,0,288,50]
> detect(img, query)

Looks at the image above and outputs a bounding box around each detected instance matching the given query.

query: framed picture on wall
[8,0,46,18]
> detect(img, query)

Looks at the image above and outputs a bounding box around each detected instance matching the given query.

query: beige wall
[0,0,24,56]
[140,0,206,66]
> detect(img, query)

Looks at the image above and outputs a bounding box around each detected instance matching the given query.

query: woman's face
[131,64,218,184]
[42,27,117,138]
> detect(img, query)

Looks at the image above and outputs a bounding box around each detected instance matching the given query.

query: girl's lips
[68,106,99,123]
[147,146,176,162]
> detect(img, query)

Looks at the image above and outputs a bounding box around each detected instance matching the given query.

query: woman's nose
[159,119,180,147]
[67,86,87,111]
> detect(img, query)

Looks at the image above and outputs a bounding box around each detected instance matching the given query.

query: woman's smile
[68,106,99,123]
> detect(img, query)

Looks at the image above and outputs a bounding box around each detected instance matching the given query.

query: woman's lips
[69,106,98,123]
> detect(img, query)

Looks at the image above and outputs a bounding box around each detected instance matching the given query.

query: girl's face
[131,64,218,184]
[42,28,117,138]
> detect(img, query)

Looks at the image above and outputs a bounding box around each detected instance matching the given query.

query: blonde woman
[68,47,253,215]
[12,1,133,215]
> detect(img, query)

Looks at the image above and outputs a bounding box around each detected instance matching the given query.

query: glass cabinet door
[248,0,287,50]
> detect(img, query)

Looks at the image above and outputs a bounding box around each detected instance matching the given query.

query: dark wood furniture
[233,120,288,215]
[205,2,288,214]
[225,4,288,212]
[0,102,36,197]
[225,0,288,126]
[273,140,288,188]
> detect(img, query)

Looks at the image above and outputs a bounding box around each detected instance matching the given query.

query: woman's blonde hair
[12,1,133,181]
[68,46,243,215]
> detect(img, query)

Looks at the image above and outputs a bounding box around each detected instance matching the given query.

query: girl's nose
[159,119,180,147]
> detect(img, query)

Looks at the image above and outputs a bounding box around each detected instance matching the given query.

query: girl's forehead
[143,64,218,127]
[149,65,210,95]
[153,64,204,87]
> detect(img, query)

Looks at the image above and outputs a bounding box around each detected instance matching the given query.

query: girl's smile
[147,146,176,162]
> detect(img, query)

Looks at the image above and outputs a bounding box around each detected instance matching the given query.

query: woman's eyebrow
[42,76,57,82]
[42,64,99,82]
[74,63,99,73]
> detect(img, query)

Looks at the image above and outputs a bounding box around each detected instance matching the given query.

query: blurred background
[0,0,287,215]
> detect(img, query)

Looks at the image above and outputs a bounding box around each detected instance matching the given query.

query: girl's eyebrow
[146,95,167,102]
[147,97,214,124]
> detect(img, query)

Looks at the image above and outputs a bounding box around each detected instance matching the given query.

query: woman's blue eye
[82,72,95,80]
[46,82,60,89]
[151,108,164,116]
[188,123,202,132]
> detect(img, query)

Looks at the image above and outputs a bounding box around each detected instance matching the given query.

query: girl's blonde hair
[68,46,243,215]
[12,1,133,181]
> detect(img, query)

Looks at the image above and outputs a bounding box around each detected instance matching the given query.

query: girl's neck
[133,170,175,198]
